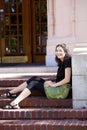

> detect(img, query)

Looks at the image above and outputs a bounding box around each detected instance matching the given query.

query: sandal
[0,91,17,99]
[3,104,20,109]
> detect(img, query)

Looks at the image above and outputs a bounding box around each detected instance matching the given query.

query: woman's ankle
[10,101,17,106]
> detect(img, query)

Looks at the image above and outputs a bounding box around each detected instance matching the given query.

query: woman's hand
[44,81,51,87]
[44,81,56,87]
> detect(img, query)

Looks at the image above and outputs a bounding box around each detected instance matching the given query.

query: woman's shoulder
[64,56,71,61]
[64,56,71,67]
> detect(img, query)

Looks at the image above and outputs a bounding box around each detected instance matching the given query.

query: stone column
[46,0,75,66]
[72,45,87,108]
[75,0,87,42]
[72,0,87,107]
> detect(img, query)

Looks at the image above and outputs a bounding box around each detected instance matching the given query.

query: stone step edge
[0,98,72,108]
[0,90,45,97]
[0,119,87,130]
[0,75,55,80]
[0,87,45,95]
[0,76,56,87]
[0,66,57,74]
[0,108,87,120]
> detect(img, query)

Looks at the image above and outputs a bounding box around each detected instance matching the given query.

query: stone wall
[46,0,87,66]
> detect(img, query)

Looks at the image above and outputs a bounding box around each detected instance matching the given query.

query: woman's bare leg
[10,88,31,106]
[10,82,27,94]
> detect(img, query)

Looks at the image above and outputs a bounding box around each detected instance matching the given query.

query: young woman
[1,43,72,109]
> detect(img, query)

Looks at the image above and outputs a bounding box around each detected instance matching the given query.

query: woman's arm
[44,67,71,87]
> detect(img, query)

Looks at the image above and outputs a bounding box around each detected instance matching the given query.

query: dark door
[31,0,47,63]
[0,0,47,64]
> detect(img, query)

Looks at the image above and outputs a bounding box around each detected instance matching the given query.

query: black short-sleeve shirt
[56,56,72,85]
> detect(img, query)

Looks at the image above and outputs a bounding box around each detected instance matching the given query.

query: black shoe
[3,104,20,109]
[0,91,17,99]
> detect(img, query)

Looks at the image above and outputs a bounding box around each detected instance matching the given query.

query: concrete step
[0,97,72,108]
[0,66,57,74]
[0,108,87,120]
[0,119,87,130]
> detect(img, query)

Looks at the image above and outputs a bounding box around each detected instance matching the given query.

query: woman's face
[56,46,66,61]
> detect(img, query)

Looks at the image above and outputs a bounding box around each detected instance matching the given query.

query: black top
[56,56,72,86]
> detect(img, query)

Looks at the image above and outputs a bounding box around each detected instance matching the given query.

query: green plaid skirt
[44,84,71,99]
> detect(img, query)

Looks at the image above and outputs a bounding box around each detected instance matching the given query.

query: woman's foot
[0,91,17,99]
[3,104,20,109]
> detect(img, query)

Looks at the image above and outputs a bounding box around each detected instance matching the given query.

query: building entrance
[0,0,47,64]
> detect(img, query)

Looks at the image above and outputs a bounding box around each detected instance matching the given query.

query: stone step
[0,87,45,97]
[0,80,24,87]
[0,75,55,87]
[0,108,87,120]
[0,75,56,96]
[0,119,87,130]
[0,66,57,74]
[0,97,72,108]
[0,87,72,98]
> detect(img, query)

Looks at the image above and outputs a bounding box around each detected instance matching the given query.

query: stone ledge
[0,120,87,130]
[0,108,87,120]
[0,97,72,108]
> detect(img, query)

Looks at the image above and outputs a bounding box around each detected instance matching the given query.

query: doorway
[0,0,47,64]
[31,0,47,63]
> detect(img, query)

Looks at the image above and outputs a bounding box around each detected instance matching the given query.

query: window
[34,0,47,54]
[4,0,24,55]
[0,9,4,38]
